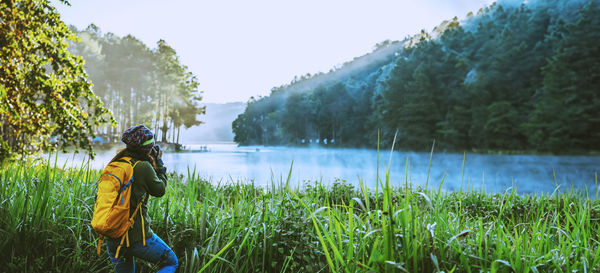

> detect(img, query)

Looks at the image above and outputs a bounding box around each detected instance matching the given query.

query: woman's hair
[110,147,157,170]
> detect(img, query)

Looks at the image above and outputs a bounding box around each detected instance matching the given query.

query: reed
[0,154,599,272]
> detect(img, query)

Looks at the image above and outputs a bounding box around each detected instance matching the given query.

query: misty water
[48,143,600,194]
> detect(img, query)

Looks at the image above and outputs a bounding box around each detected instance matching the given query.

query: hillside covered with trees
[232,0,600,153]
[69,25,205,145]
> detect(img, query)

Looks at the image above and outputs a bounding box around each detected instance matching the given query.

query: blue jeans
[106,234,178,273]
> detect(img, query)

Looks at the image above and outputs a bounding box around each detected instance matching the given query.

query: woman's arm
[135,161,167,197]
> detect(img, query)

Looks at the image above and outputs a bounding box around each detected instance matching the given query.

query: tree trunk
[109,87,115,141]
[129,89,132,128]
[161,116,168,143]
[132,87,137,125]
[160,89,169,143]
[171,120,176,143]
[154,80,160,138]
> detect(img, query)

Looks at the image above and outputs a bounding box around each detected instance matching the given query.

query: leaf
[313,206,330,215]
[430,252,440,271]
[427,222,437,238]
[416,192,433,210]
[384,261,409,273]
[363,229,381,240]
[491,259,513,273]
[352,197,367,212]
[447,229,471,246]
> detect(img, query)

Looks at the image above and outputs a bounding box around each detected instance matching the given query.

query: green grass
[1,153,599,273]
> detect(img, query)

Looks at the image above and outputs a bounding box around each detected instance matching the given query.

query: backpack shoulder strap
[131,159,141,169]
[113,157,141,170]
[113,156,132,165]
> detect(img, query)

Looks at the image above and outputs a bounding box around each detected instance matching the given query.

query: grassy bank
[1,156,599,273]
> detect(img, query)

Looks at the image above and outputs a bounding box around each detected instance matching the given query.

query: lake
[48,143,599,194]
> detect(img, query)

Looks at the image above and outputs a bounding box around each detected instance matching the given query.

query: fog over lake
[47,143,599,195]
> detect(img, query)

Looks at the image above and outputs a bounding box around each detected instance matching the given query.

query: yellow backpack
[91,156,148,258]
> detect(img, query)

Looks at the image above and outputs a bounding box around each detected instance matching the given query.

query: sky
[53,0,493,103]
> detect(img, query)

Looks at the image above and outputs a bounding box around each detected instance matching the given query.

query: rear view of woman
[104,124,178,273]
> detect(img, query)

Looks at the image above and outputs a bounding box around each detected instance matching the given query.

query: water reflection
[47,143,599,194]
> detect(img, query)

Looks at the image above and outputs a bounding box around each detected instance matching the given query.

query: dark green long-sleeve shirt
[107,158,168,244]
[128,160,168,243]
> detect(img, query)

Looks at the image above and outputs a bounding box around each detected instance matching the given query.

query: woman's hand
[150,145,163,162]
[150,145,166,175]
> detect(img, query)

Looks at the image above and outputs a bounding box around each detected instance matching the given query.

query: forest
[232,0,600,153]
[0,5,204,161]
[69,25,205,145]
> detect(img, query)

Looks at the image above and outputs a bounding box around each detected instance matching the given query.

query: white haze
[48,145,599,195]
[178,102,246,143]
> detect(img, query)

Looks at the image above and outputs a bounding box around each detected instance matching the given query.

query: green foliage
[3,158,600,272]
[232,39,398,147]
[232,0,600,153]
[0,138,13,165]
[68,26,205,144]
[525,1,600,152]
[0,0,113,158]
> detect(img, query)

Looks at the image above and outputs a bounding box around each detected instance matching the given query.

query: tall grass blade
[460,151,466,191]
[197,239,235,273]
[425,139,435,189]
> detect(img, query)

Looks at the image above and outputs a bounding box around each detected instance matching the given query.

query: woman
[105,124,178,273]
